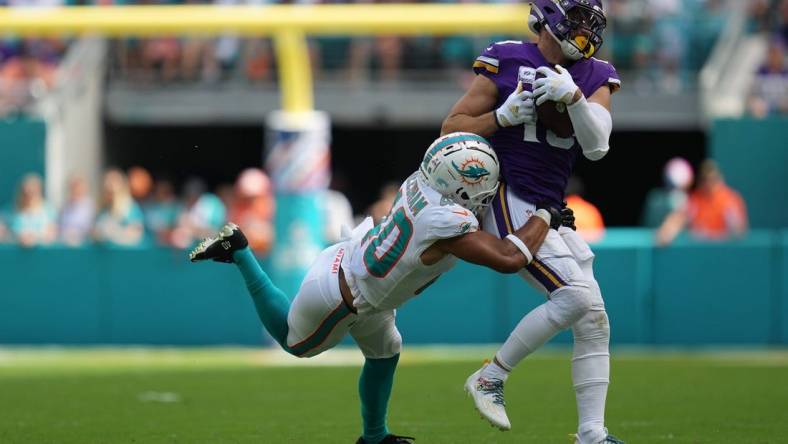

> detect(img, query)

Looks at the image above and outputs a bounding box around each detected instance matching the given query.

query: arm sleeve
[567,95,612,161]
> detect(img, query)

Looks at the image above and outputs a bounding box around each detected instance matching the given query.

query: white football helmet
[419,132,500,216]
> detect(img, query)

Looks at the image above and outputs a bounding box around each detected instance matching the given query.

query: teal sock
[233,247,291,349]
[359,353,400,444]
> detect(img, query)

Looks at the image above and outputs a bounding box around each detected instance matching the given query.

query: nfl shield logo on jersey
[518,66,536,86]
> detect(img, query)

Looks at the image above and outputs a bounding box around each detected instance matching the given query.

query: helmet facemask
[563,6,606,59]
[530,0,607,61]
[455,183,499,218]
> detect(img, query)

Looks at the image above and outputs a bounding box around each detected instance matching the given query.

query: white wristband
[505,234,533,264]
[534,209,552,227]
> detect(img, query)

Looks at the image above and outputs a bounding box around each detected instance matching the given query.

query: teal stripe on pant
[288,302,353,357]
[233,246,352,357]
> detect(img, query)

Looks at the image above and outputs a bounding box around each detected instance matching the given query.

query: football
[535,70,575,139]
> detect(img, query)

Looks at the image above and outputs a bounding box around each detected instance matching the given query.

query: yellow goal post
[0,4,533,112]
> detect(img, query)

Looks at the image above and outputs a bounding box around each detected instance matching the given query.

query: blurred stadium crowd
[109,0,734,92]
[551,157,747,245]
[0,167,280,252]
[1,0,788,116]
[0,156,748,249]
[0,37,66,116]
[748,0,788,117]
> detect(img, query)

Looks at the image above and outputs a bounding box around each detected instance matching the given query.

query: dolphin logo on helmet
[452,160,491,184]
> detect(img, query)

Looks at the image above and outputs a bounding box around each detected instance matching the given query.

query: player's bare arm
[426,206,572,273]
[579,83,612,110]
[441,75,499,137]
[432,214,549,273]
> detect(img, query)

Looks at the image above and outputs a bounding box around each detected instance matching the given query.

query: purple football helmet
[528,0,607,61]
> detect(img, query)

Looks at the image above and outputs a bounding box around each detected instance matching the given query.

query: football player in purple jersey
[441,1,623,443]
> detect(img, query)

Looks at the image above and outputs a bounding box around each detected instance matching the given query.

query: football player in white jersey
[190,132,573,444]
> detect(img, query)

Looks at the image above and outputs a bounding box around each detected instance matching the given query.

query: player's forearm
[510,215,550,259]
[567,96,612,161]
[441,112,498,137]
[498,214,551,271]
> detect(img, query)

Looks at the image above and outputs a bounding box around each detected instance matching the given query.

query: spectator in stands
[641,157,693,228]
[93,169,145,247]
[0,39,62,115]
[243,39,274,83]
[608,0,655,93]
[346,5,403,85]
[58,174,95,246]
[367,182,399,225]
[648,0,687,93]
[564,176,605,243]
[128,166,154,205]
[180,36,211,83]
[748,38,788,118]
[228,168,274,254]
[144,178,182,246]
[656,160,748,246]
[170,178,226,249]
[141,33,180,83]
[10,173,57,247]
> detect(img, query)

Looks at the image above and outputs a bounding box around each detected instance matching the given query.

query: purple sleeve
[580,59,621,97]
[472,44,502,79]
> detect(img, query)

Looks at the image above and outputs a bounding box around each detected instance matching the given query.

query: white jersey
[343,172,479,311]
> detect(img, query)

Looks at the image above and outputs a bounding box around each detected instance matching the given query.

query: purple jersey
[473,41,620,207]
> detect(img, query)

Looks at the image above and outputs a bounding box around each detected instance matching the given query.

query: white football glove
[533,65,580,106]
[495,81,536,127]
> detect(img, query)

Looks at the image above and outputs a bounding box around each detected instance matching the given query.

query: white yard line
[0,346,786,369]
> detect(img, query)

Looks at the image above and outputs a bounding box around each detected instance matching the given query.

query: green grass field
[1,347,786,443]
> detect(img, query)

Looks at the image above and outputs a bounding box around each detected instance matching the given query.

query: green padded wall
[711,118,788,229]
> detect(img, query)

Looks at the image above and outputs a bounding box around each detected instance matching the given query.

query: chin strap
[545,26,583,61]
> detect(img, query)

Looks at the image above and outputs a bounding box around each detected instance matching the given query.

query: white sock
[480,360,509,382]
[572,310,610,444]
[495,302,561,370]
[575,385,608,443]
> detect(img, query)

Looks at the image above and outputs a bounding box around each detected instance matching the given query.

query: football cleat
[355,434,415,443]
[570,430,625,444]
[464,365,511,431]
[189,223,248,263]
